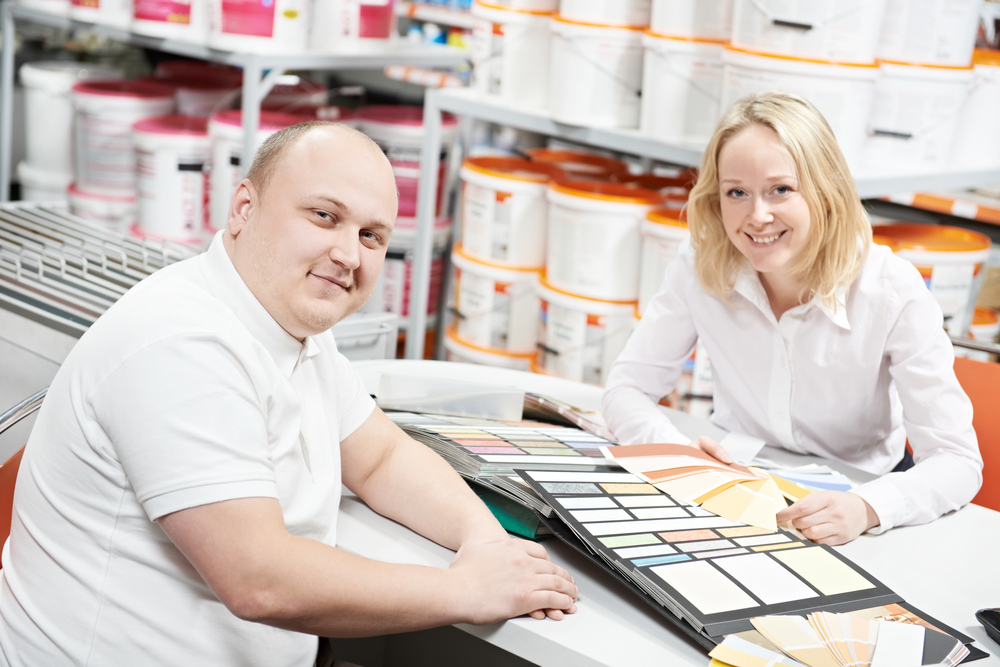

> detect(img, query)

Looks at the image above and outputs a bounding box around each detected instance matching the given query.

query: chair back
[953,356,1000,512]
[0,447,25,567]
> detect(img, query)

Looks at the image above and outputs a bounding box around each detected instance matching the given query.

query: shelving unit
[405,85,1000,359]
[0,3,470,202]
[395,1,477,30]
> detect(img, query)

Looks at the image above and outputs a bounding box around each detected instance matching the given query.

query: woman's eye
[727,188,746,198]
[774,185,790,195]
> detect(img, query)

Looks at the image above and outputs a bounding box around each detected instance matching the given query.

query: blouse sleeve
[851,260,983,532]
[602,246,700,446]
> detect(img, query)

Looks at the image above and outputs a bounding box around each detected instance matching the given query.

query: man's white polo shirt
[0,233,375,667]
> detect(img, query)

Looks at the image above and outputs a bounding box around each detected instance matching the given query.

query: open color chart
[517,469,900,640]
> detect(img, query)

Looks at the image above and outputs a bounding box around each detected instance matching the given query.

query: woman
[602,91,982,545]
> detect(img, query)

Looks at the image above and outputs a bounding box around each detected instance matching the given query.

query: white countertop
[342,360,1000,667]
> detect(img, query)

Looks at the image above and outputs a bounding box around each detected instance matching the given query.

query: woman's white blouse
[602,242,983,533]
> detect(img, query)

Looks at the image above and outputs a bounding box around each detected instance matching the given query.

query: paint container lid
[133,114,209,136]
[871,224,991,253]
[527,148,630,180]
[973,48,1000,67]
[20,61,123,94]
[615,170,697,191]
[646,207,688,228]
[552,13,646,31]
[462,156,564,183]
[972,306,999,326]
[871,234,903,252]
[209,109,313,132]
[154,60,243,87]
[550,178,662,205]
[71,79,176,99]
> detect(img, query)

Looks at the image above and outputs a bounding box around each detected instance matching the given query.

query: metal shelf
[396,2,477,30]
[0,3,470,202]
[403,86,1000,359]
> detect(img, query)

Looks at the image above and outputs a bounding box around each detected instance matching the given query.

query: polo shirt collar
[732,260,850,330]
[200,232,309,377]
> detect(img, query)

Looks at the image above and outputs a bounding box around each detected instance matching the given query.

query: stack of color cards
[386,411,619,516]
[710,611,969,667]
[516,469,902,645]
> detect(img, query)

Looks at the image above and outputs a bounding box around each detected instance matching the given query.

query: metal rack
[0,202,200,336]
[405,86,1000,359]
[0,3,470,203]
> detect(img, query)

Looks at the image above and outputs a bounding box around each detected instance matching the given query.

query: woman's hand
[775,491,880,545]
[688,435,734,465]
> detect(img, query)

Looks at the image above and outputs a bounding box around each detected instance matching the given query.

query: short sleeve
[92,334,279,521]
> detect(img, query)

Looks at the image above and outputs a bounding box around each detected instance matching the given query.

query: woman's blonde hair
[686,91,871,309]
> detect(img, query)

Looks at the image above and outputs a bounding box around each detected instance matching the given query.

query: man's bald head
[245,121,389,203]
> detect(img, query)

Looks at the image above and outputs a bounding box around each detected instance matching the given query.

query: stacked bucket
[451,147,700,387]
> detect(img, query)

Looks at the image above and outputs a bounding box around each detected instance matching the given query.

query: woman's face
[717,125,813,283]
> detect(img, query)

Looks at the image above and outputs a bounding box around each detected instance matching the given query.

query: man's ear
[227,179,256,237]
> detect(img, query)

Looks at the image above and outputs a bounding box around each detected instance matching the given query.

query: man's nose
[329,232,361,271]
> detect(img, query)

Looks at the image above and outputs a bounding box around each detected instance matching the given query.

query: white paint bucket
[444,324,535,370]
[731,0,886,65]
[18,0,70,16]
[638,207,689,315]
[133,115,211,243]
[357,105,459,219]
[206,109,310,234]
[311,0,397,50]
[209,0,311,53]
[361,221,452,327]
[863,61,974,176]
[640,31,725,145]
[19,61,122,177]
[173,80,240,117]
[459,156,564,268]
[451,242,541,354]
[721,46,877,174]
[526,147,629,180]
[873,223,991,336]
[546,179,661,301]
[470,1,553,110]
[69,0,131,28]
[16,161,72,203]
[952,49,1000,171]
[152,61,242,118]
[877,0,981,67]
[559,0,651,28]
[261,75,328,114]
[71,79,176,195]
[549,16,645,128]
[67,182,136,231]
[536,274,637,386]
[650,0,732,40]
[133,0,209,42]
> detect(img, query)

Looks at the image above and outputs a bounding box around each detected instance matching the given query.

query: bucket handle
[868,78,984,141]
[648,48,722,104]
[745,0,883,32]
[553,31,642,100]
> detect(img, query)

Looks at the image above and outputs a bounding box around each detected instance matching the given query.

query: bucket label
[137,148,206,238]
[75,114,138,192]
[221,0,275,37]
[135,0,192,23]
[462,184,521,262]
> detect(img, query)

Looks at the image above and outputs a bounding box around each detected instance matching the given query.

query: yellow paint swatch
[599,482,660,494]
[752,541,805,552]
[773,547,876,596]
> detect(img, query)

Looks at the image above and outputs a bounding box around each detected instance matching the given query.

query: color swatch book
[386,411,620,516]
[516,469,900,642]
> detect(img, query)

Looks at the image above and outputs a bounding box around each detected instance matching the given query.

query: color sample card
[387,412,618,477]
[518,468,900,639]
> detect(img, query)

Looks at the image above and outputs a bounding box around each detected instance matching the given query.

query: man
[0,122,577,666]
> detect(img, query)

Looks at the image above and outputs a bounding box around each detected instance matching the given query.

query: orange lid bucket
[871,224,991,253]
[527,148,630,180]
[615,169,697,191]
[461,156,564,183]
[646,207,688,227]
[973,306,999,326]
[549,178,663,205]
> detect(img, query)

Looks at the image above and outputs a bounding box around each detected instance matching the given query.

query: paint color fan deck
[518,469,901,642]
[386,411,620,517]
